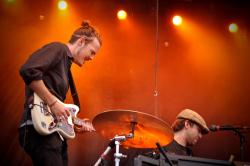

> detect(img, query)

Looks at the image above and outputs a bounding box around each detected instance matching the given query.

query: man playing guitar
[18,21,102,166]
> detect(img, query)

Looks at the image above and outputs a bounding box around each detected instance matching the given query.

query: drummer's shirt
[163,140,193,156]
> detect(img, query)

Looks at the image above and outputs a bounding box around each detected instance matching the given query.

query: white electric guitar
[31,93,93,139]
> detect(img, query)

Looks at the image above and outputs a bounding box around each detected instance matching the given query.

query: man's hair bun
[81,21,90,28]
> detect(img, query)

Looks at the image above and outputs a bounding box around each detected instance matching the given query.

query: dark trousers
[18,125,68,166]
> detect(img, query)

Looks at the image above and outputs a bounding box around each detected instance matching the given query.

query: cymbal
[93,109,173,148]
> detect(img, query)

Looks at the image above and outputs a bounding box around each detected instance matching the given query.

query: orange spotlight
[117,10,127,20]
[228,23,238,33]
[58,0,68,10]
[172,15,182,26]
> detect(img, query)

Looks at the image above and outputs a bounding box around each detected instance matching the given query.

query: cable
[154,0,160,116]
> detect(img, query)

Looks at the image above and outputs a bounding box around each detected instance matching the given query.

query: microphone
[94,139,115,166]
[209,124,250,132]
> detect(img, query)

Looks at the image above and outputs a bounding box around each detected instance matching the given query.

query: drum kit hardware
[92,109,173,166]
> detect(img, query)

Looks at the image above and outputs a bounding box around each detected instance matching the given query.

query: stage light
[117,10,127,20]
[228,23,238,33]
[39,15,45,21]
[58,0,68,10]
[172,15,182,26]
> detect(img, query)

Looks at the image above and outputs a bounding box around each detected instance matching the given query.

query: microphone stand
[210,125,250,161]
[94,139,116,166]
[233,129,246,161]
[156,142,173,166]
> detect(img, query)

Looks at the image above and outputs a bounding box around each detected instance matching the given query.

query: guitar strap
[68,70,81,109]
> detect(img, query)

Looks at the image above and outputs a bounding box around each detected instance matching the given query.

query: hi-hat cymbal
[92,109,173,148]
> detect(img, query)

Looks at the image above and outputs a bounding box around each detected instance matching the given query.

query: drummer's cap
[176,109,209,134]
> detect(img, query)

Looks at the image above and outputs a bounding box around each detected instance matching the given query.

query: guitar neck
[73,117,84,127]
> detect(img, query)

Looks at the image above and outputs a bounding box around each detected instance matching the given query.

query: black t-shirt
[163,140,193,156]
[19,42,73,125]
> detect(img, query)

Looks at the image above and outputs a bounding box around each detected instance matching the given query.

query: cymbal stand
[114,133,133,166]
[113,121,136,166]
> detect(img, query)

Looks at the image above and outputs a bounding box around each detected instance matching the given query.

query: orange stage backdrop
[0,0,250,165]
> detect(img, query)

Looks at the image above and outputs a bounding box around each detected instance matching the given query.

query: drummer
[163,109,209,156]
